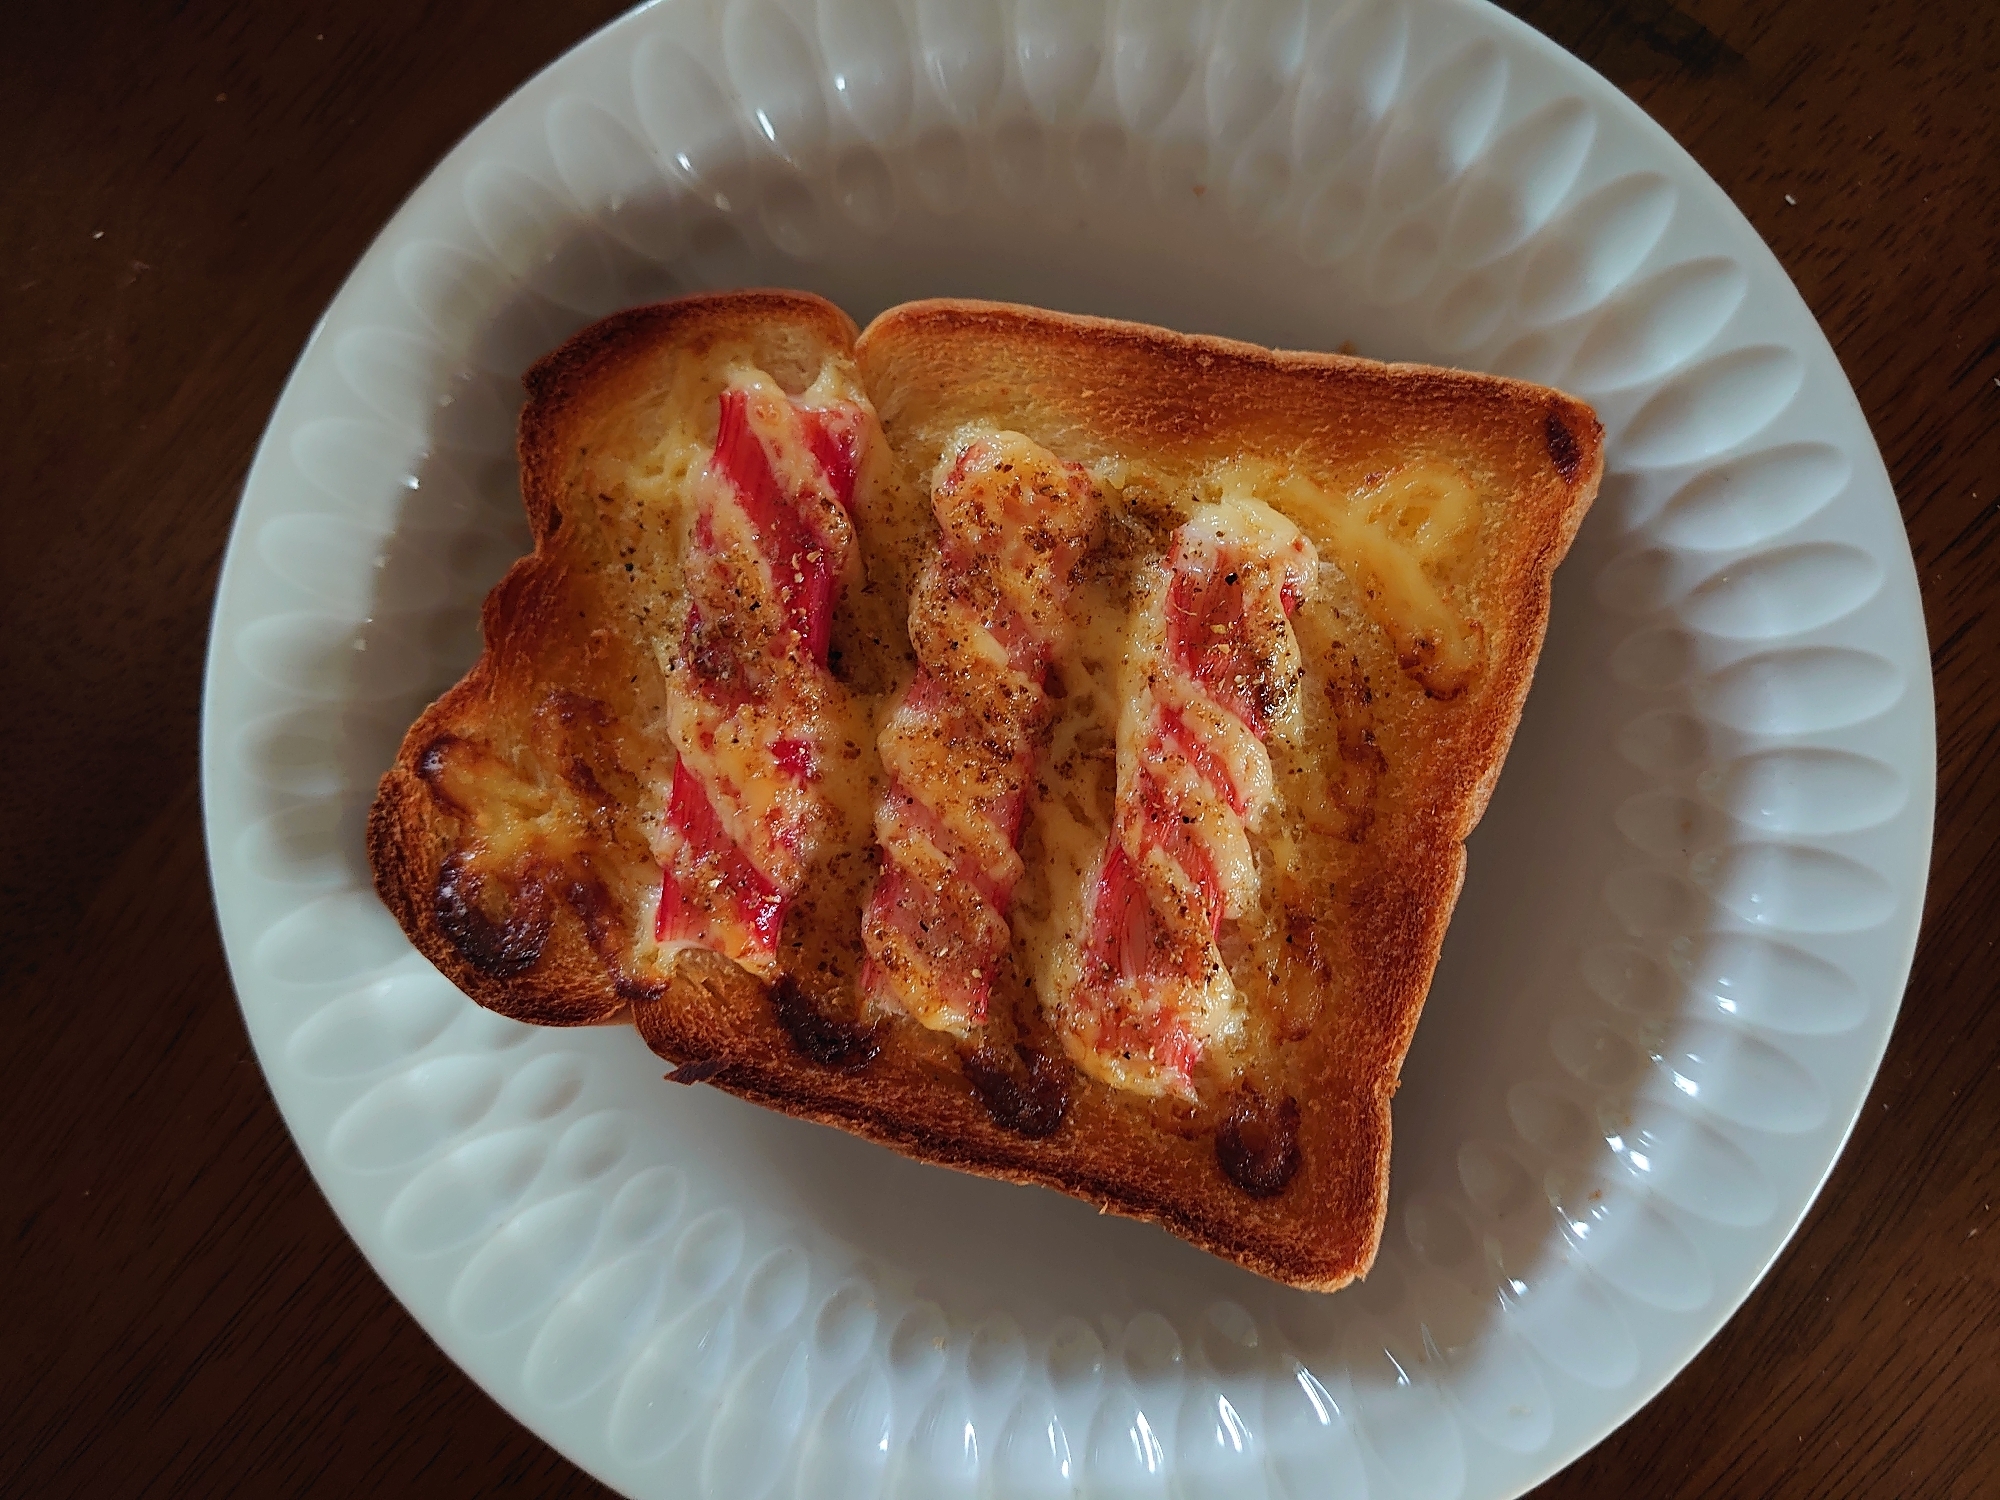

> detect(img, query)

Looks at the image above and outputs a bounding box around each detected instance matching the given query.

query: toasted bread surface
[369,291,1601,1290]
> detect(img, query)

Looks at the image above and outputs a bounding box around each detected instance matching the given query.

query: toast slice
[368,291,1601,1290]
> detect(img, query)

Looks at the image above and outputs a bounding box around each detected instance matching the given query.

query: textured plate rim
[198,1,1937,1495]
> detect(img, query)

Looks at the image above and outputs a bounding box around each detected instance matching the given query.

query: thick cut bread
[368,291,1601,1291]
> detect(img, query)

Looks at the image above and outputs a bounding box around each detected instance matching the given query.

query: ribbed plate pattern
[201,2,1934,1495]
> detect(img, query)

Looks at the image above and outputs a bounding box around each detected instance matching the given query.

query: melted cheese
[431,740,590,870]
[1023,491,1316,1099]
[1012,570,1128,1051]
[1218,459,1485,696]
[436,327,1490,1105]
[863,428,1098,1035]
[662,374,862,889]
[633,350,884,976]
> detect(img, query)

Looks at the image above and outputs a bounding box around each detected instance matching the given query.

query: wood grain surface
[2,1,1993,1495]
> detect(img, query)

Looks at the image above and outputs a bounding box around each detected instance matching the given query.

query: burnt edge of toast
[366,291,1604,1292]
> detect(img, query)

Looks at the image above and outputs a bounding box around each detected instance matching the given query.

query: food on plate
[368,291,1601,1289]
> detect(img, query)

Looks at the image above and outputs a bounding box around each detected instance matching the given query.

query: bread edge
[365,292,1604,1291]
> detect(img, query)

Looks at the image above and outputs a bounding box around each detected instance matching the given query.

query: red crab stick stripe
[1070,498,1316,1094]
[1156,703,1244,817]
[1080,844,1205,1078]
[656,379,865,973]
[1166,553,1304,737]
[709,387,858,668]
[861,432,1097,1034]
[860,707,1036,1023]
[655,759,785,956]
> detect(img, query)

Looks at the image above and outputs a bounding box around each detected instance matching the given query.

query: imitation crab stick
[657,377,864,974]
[861,431,1097,1033]
[1067,496,1317,1095]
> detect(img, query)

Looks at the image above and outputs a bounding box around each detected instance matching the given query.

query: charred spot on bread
[561,757,612,807]
[769,974,879,1071]
[1284,907,1329,978]
[415,734,471,811]
[557,865,625,959]
[668,1064,732,1088]
[1216,1089,1302,1197]
[540,689,608,728]
[962,1044,1070,1138]
[1335,723,1389,775]
[1545,410,1582,483]
[613,968,668,1005]
[434,851,554,978]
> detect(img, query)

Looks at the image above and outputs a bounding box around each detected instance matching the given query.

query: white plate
[201,0,1934,1495]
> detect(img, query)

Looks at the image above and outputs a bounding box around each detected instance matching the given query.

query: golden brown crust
[366,290,864,1027]
[847,300,1599,1285]
[367,292,1601,1292]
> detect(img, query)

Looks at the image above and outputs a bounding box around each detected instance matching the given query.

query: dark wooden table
[4,1,1994,1495]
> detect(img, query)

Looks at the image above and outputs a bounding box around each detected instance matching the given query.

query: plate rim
[198,0,1938,1495]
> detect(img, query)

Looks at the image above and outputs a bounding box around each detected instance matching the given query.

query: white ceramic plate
[201,0,1934,1495]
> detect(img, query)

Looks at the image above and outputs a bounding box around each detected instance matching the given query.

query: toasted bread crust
[370,293,857,1028]
[368,292,1601,1290]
